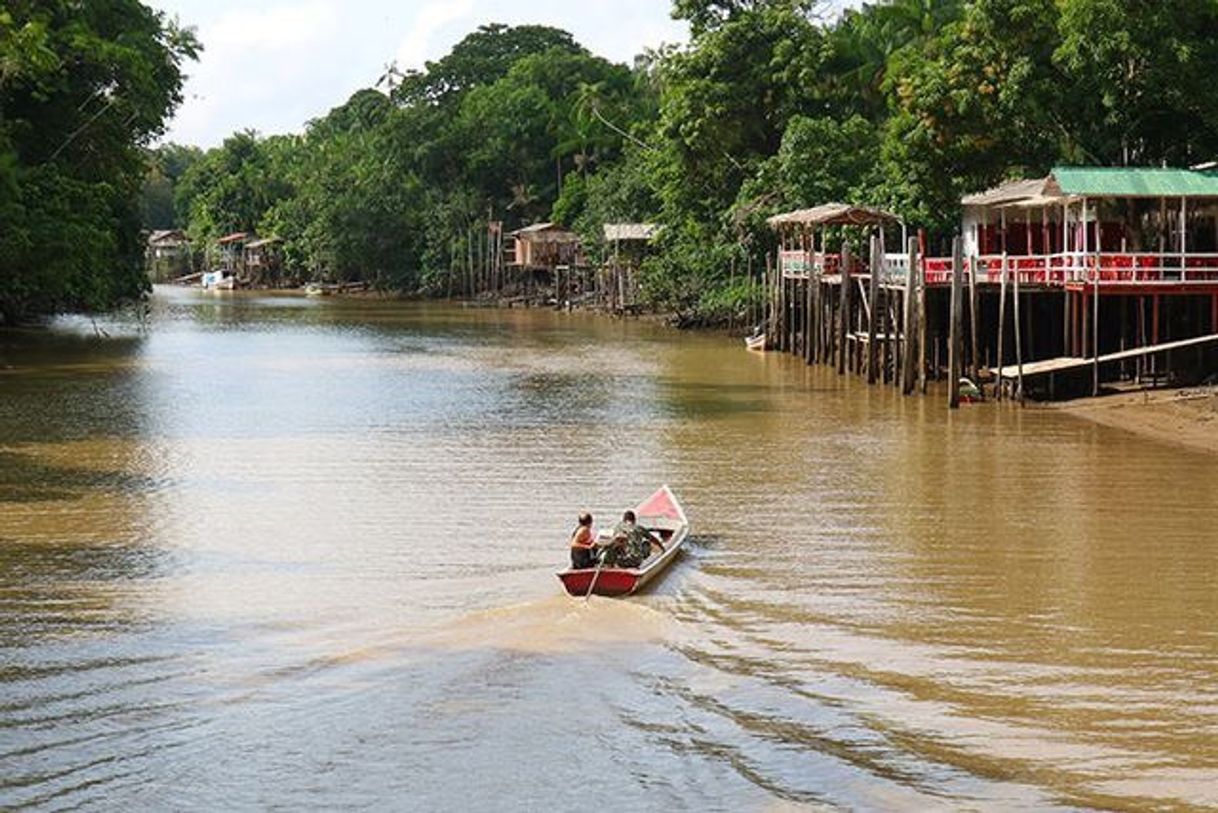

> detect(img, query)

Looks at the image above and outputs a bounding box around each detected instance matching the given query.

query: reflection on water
[0,287,1215,810]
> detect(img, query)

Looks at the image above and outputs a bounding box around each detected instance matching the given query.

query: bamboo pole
[948,237,964,409]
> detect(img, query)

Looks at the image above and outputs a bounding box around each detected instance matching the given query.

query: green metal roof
[1049,166,1218,198]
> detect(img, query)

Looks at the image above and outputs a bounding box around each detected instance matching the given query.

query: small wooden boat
[745,333,768,352]
[959,377,984,403]
[556,486,689,598]
[304,282,329,297]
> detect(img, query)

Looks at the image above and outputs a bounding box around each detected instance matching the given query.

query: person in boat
[610,510,664,568]
[569,512,597,570]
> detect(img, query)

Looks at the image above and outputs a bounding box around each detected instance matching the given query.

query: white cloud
[395,0,475,70]
[150,0,690,147]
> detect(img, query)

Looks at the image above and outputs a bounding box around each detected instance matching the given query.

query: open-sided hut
[765,203,905,373]
[601,223,659,311]
[767,203,903,281]
[244,237,284,286]
[216,232,251,276]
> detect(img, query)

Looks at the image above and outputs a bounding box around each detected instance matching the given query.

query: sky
[146,0,692,147]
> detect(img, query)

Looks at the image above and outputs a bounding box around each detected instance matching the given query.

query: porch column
[1181,195,1188,280]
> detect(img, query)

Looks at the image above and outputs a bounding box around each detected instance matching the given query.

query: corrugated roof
[509,222,580,243]
[217,231,250,244]
[1048,167,1218,197]
[245,237,282,249]
[603,223,660,241]
[961,178,1049,206]
[766,202,899,228]
[148,229,187,244]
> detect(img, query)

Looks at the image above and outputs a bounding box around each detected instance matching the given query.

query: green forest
[6,1,1218,324]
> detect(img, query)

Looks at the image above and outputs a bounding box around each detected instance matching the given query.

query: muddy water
[1,287,1215,810]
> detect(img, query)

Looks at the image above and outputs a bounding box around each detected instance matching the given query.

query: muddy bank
[1051,386,1218,455]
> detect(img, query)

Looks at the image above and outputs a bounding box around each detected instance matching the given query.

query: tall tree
[0,1,198,322]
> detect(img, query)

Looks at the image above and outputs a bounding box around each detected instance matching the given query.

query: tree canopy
[11,1,1218,323]
[0,1,197,322]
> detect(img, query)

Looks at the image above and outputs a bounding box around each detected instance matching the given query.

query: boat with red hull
[556,486,689,597]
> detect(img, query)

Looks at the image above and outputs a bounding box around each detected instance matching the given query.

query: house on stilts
[766,167,1218,402]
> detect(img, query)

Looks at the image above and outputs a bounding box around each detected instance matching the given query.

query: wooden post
[806,268,816,365]
[1014,261,1024,404]
[1062,288,1071,357]
[1092,271,1100,396]
[968,254,980,382]
[918,261,928,394]
[948,237,964,408]
[867,236,881,384]
[902,237,918,394]
[765,252,776,346]
[996,254,1007,400]
[838,245,852,375]
[812,262,822,364]
[778,256,787,352]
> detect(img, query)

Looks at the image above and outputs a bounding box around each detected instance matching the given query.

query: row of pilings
[766,235,941,399]
[766,235,1218,406]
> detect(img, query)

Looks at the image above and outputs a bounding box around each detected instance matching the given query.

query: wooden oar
[584,549,607,602]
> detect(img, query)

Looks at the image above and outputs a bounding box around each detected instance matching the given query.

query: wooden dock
[990,333,1218,379]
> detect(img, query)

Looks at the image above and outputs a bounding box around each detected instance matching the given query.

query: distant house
[146,229,192,281]
[244,237,283,285]
[601,223,661,310]
[506,223,583,271]
[216,232,251,276]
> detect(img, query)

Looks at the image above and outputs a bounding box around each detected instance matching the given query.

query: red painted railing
[925,252,1218,286]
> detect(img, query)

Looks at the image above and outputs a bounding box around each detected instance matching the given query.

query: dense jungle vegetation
[6,1,1218,323]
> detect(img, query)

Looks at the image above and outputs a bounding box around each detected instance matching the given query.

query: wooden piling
[1013,264,1024,404]
[838,246,852,375]
[968,254,980,382]
[902,238,918,394]
[948,237,964,409]
[867,237,881,384]
[1092,273,1100,396]
[995,255,1007,400]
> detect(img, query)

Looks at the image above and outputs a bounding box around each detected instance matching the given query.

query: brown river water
[1,287,1216,811]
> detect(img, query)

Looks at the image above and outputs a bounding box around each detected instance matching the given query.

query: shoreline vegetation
[133,1,1218,330]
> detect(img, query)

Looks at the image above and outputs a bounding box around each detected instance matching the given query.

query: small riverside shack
[601,223,659,312]
[146,229,191,281]
[243,237,284,286]
[763,167,1218,405]
[216,232,251,277]
[767,203,907,384]
[506,222,584,301]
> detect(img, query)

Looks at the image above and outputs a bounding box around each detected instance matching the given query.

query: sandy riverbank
[1050,386,1218,455]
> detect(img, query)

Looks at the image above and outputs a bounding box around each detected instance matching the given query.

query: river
[1,287,1216,811]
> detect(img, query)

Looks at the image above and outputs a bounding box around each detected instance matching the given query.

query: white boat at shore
[201,271,236,291]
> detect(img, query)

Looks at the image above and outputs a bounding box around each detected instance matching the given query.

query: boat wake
[427,594,680,655]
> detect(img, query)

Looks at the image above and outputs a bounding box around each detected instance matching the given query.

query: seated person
[569,512,597,569]
[610,510,664,568]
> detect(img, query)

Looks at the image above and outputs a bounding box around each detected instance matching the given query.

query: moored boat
[556,486,689,597]
[745,333,768,352]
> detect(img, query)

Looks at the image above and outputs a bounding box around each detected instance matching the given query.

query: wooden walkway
[991,333,1218,379]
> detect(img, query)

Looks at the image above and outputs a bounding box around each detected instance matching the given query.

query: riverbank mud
[1052,386,1218,455]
